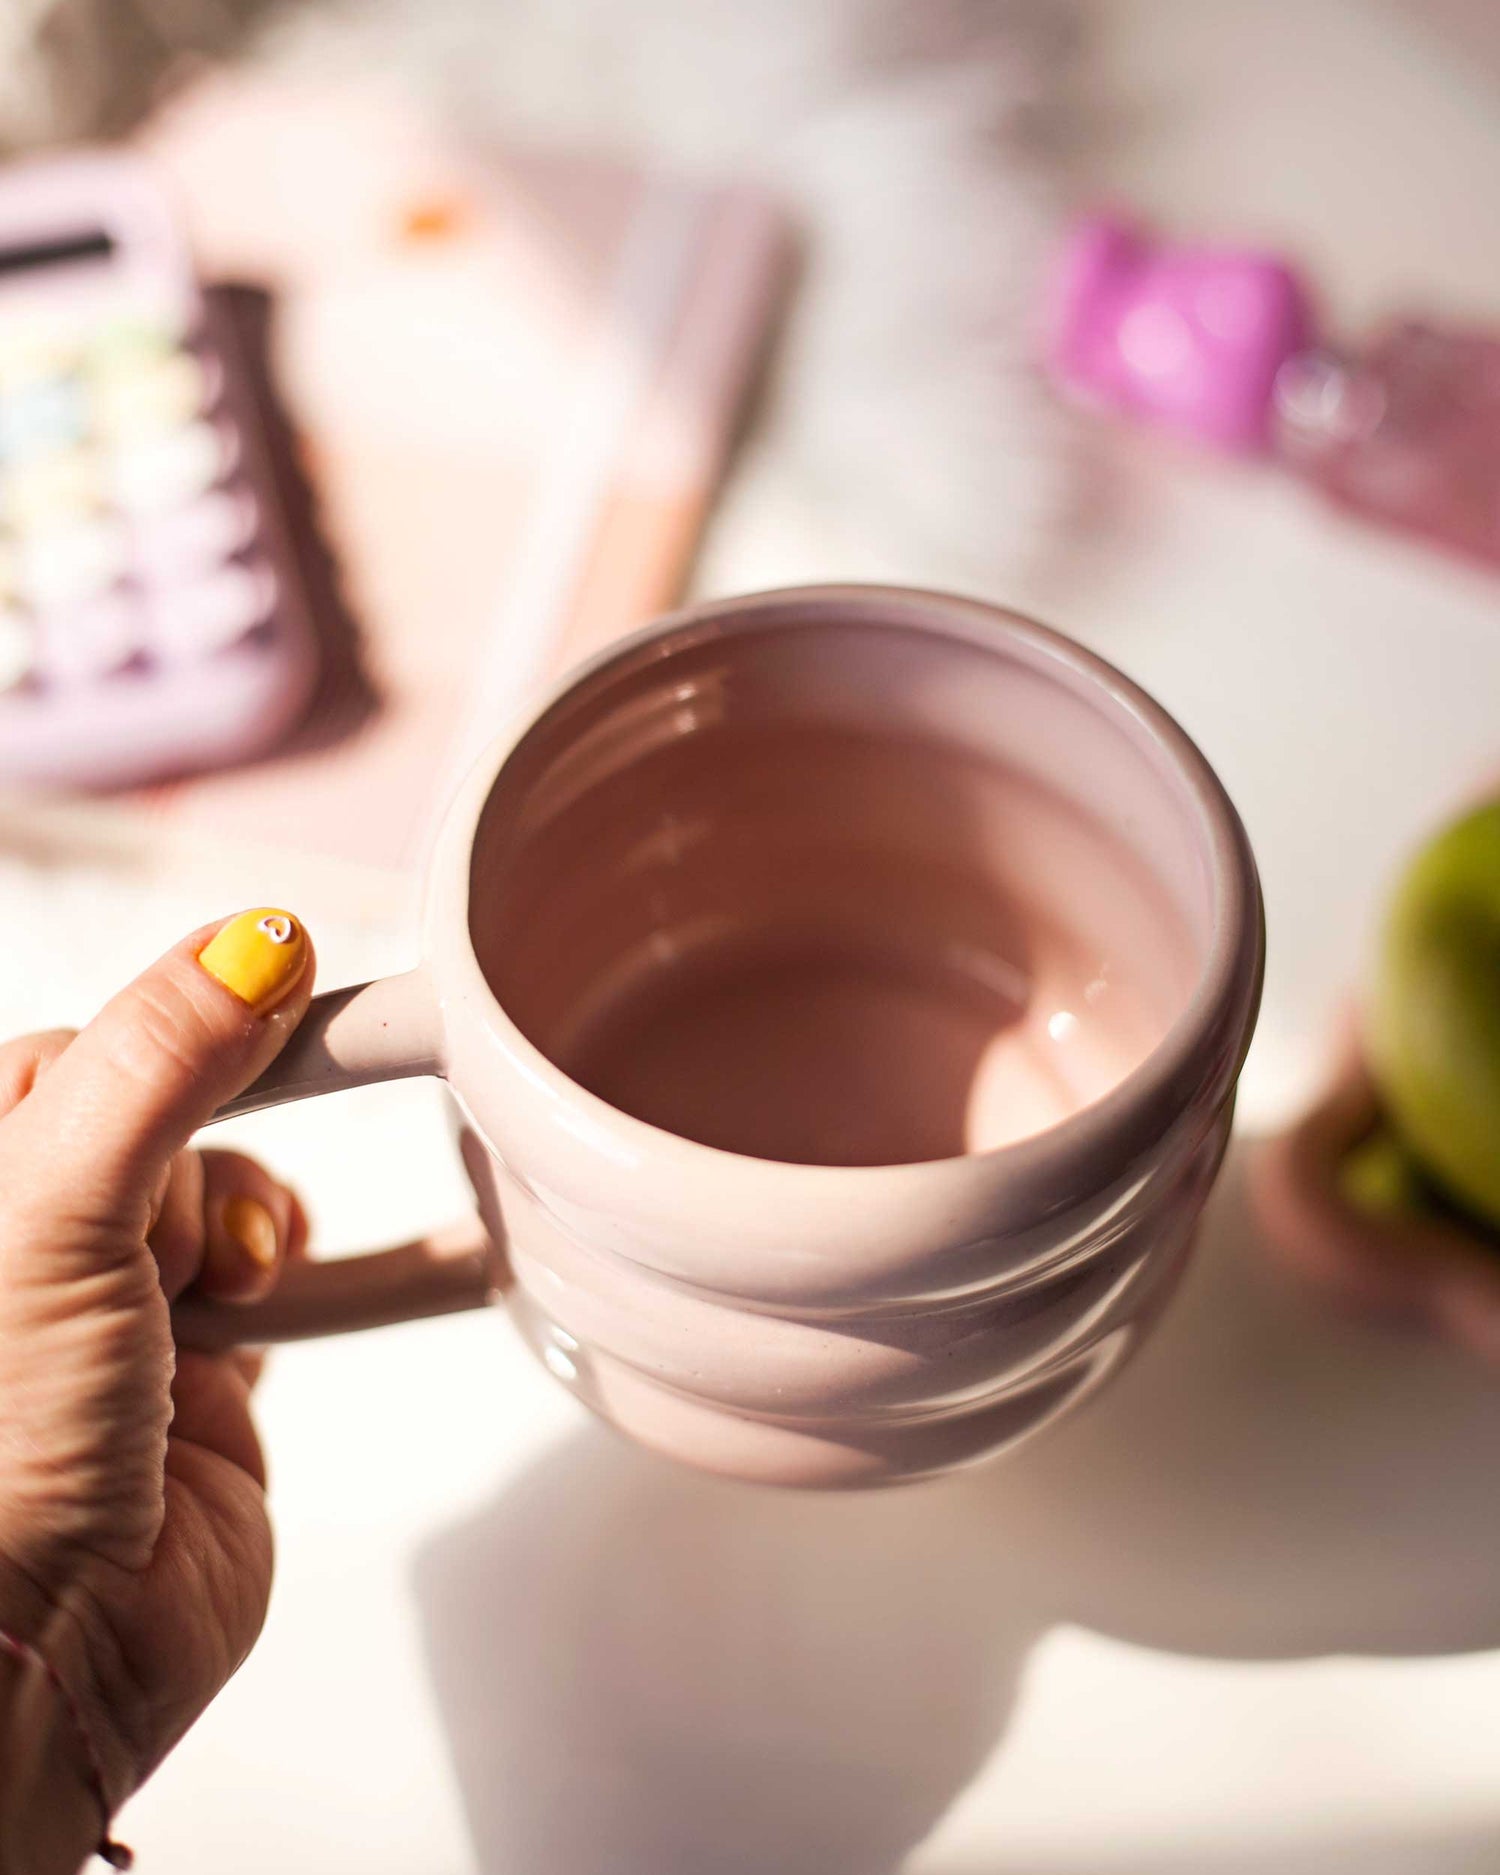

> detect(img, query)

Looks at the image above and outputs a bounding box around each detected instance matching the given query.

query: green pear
[1368,797,1500,1230]
[1338,1122,1431,1221]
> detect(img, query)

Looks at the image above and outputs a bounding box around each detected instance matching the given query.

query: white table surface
[8,1,1499,1868]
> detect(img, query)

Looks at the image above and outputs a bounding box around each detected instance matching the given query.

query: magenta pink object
[1049,212,1500,574]
[1275,323,1500,571]
[173,587,1264,1488]
[1047,213,1314,452]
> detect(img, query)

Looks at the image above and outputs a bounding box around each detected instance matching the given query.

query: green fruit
[1338,1124,1430,1221]
[1369,797,1500,1229]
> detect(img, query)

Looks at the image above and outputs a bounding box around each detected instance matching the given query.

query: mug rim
[428,584,1264,1209]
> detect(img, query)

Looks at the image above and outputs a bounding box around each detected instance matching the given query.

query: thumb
[6,909,314,1237]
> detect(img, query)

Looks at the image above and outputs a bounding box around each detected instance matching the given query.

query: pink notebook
[1,77,786,923]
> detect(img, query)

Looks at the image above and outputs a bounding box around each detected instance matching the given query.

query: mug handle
[171,972,502,1353]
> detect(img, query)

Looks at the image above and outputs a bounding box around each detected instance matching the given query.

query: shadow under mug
[177,586,1264,1487]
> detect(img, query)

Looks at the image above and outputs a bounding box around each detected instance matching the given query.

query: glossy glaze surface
[481,722,1195,1166]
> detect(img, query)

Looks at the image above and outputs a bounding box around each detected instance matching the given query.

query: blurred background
[0,2,1498,1871]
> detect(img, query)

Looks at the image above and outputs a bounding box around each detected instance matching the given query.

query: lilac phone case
[0,152,318,790]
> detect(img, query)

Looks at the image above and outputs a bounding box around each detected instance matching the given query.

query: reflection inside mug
[472,627,1200,1168]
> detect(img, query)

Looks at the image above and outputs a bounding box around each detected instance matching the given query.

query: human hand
[1253,1035,1500,1365]
[0,910,314,1872]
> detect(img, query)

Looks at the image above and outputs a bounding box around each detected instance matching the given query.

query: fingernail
[198,908,307,1013]
[221,1195,279,1271]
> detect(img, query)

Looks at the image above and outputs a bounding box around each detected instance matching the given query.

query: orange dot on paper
[398,196,474,244]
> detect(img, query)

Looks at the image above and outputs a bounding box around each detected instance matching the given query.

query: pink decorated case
[0,152,317,790]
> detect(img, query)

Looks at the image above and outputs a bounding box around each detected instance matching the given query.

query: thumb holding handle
[6,907,317,1238]
[171,960,502,1352]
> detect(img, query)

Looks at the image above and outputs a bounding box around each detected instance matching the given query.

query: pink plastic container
[1048,212,1500,572]
[1048,213,1313,453]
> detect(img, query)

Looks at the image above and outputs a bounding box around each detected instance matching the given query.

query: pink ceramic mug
[179,586,1264,1486]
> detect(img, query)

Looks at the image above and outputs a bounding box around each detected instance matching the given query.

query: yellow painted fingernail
[221,1195,279,1270]
[198,908,307,1013]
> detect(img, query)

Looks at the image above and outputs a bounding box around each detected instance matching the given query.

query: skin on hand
[0,909,314,1869]
[1254,1036,1500,1366]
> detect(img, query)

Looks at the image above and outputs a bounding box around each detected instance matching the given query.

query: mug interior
[467,596,1219,1169]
